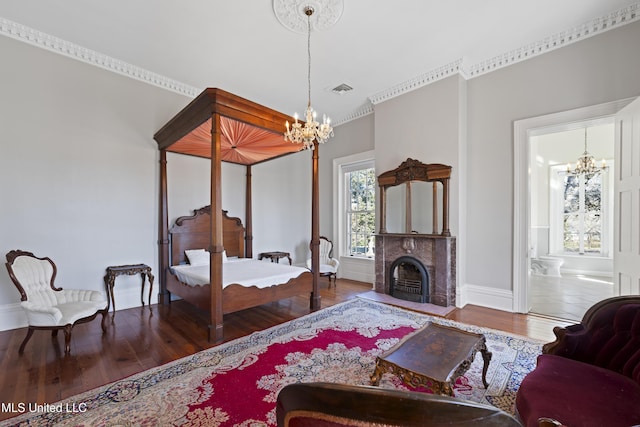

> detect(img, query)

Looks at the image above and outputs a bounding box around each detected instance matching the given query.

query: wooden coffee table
[370,323,492,396]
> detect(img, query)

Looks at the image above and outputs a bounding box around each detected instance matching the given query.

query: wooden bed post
[209,113,224,342]
[310,141,321,310]
[158,149,170,305]
[153,88,315,339]
[245,165,253,258]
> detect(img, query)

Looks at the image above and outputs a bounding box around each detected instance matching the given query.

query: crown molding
[332,103,374,126]
[367,3,639,108]
[466,3,639,78]
[368,59,466,105]
[0,17,199,98]
[2,2,638,126]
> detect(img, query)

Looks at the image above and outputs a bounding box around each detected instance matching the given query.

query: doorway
[528,122,615,321]
[512,98,636,320]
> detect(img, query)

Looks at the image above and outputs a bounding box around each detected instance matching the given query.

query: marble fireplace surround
[375,233,456,307]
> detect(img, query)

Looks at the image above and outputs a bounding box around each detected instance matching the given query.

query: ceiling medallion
[273,0,344,34]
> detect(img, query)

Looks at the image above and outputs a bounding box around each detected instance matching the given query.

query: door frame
[512,97,636,313]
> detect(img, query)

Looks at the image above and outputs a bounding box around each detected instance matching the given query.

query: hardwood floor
[0,279,572,422]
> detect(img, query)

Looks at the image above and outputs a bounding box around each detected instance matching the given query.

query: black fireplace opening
[389,256,429,303]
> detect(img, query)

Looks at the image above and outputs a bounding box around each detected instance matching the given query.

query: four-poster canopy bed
[153,88,323,341]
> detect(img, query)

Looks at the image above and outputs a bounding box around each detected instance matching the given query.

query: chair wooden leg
[18,328,34,354]
[63,325,72,355]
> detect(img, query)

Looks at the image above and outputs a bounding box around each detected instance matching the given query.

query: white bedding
[170,258,308,289]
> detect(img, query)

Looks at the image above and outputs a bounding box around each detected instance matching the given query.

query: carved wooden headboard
[168,206,245,265]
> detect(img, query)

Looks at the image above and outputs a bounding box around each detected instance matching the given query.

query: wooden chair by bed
[154,88,324,342]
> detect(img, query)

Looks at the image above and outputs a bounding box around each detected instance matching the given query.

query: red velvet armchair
[516,295,640,427]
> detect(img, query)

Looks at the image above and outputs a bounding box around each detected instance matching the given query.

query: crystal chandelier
[284,6,333,150]
[567,128,608,177]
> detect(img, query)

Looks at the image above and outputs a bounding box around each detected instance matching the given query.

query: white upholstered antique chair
[306,236,340,287]
[5,250,109,355]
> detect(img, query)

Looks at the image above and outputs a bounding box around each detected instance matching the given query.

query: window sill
[341,256,375,263]
[549,253,612,260]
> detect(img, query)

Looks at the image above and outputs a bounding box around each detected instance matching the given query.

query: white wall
[465,20,640,308]
[2,18,640,331]
[0,35,194,329]
[318,113,376,282]
[374,75,465,238]
[0,35,313,331]
[319,112,375,238]
[166,153,245,227]
[373,75,466,301]
[344,21,640,311]
[252,152,312,265]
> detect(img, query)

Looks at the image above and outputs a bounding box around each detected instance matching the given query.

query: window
[333,151,376,264]
[550,165,612,256]
[345,166,376,257]
[562,173,602,253]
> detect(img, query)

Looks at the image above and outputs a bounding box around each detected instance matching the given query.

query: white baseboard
[459,283,515,312]
[338,257,375,284]
[0,303,27,331]
[0,286,156,332]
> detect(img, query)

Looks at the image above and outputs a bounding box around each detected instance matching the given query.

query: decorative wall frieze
[0,17,199,98]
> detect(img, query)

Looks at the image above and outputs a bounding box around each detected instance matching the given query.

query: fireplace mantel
[378,158,452,236]
[375,159,456,307]
[375,232,456,307]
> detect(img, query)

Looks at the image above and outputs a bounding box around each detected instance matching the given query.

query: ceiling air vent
[331,83,353,95]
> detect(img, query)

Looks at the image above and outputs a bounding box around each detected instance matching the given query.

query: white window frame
[549,162,613,257]
[333,151,376,262]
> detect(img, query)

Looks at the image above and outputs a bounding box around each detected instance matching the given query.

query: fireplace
[375,159,456,307]
[375,234,455,307]
[389,256,429,303]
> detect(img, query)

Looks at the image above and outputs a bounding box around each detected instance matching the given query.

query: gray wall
[0,35,312,330]
[0,34,189,323]
[465,20,640,299]
[317,112,375,240]
[1,19,639,329]
[337,20,640,309]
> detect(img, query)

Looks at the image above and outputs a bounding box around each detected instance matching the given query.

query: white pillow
[222,250,228,263]
[185,249,209,266]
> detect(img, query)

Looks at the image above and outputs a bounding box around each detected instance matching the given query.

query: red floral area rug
[0,298,543,427]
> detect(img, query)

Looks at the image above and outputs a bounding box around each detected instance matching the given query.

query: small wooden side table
[258,251,292,265]
[370,323,492,396]
[104,264,154,317]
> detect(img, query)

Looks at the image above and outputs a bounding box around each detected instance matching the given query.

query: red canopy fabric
[168,116,302,165]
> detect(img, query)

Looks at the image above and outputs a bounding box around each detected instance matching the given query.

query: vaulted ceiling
[1,1,638,125]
